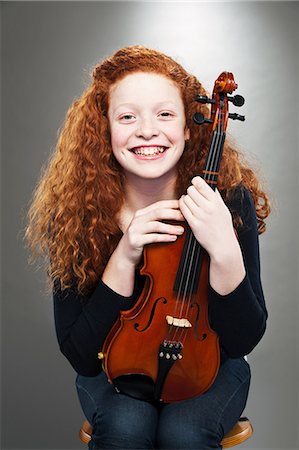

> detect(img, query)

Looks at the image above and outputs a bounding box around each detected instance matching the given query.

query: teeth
[132,146,167,156]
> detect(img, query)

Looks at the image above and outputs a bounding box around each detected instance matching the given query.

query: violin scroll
[194,71,245,130]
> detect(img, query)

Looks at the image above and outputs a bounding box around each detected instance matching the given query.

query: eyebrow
[113,101,177,113]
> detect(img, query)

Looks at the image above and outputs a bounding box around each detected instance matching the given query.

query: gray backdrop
[2,1,298,449]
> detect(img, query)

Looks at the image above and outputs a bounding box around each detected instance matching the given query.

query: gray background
[1,1,299,449]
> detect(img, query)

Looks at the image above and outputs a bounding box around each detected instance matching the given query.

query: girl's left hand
[179,176,237,261]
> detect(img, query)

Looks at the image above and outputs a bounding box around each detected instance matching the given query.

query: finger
[142,233,179,245]
[191,176,215,201]
[145,221,185,236]
[186,184,210,209]
[129,218,185,244]
[136,199,180,216]
[142,207,185,223]
[179,196,196,226]
[181,194,201,218]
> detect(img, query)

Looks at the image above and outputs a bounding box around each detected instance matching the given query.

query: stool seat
[79,416,253,448]
[222,417,253,448]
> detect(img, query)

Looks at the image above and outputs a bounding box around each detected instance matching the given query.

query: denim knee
[89,407,157,449]
[76,372,158,449]
[157,420,221,450]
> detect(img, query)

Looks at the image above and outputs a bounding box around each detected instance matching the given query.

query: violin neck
[201,130,226,191]
[173,130,226,296]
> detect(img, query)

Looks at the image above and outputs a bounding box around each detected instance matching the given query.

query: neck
[118,171,177,231]
[125,171,177,211]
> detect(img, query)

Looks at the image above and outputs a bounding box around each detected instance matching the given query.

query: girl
[25,45,270,449]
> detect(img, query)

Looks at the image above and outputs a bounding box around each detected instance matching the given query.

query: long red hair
[24,45,270,296]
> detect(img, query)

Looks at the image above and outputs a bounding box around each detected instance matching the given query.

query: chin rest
[79,416,253,448]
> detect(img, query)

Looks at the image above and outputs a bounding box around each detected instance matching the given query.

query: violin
[99,72,245,403]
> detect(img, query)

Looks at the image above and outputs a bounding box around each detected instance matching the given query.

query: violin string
[183,123,224,345]
[178,232,200,331]
[177,131,218,343]
[178,99,226,345]
[166,230,193,341]
[168,97,225,347]
[178,126,223,346]
[170,234,198,343]
[173,127,220,345]
[179,108,225,345]
[174,123,216,342]
[173,127,221,345]
[173,229,194,322]
[206,114,222,191]
[178,237,202,345]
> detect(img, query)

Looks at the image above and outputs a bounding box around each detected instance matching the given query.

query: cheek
[166,122,187,143]
[172,129,188,152]
[110,125,128,151]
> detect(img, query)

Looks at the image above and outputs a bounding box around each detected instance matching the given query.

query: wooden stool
[79,416,253,448]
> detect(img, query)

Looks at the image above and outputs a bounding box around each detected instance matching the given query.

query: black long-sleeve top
[53,187,267,376]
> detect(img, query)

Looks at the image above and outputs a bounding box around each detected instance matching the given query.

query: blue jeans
[76,357,251,449]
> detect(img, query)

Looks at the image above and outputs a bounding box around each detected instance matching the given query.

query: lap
[76,370,158,424]
[76,371,158,448]
[76,357,251,449]
[156,357,251,448]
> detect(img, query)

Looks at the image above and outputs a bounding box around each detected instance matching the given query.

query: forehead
[109,72,182,107]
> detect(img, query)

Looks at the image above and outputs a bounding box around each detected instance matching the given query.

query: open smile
[129,146,169,157]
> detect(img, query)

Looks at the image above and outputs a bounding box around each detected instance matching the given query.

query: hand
[117,200,185,267]
[179,176,237,260]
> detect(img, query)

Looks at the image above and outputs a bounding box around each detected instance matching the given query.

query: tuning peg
[228,95,245,107]
[193,112,213,125]
[228,113,245,121]
[195,95,215,104]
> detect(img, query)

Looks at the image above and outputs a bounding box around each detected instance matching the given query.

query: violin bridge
[166,315,192,328]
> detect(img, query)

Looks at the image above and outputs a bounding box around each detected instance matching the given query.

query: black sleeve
[53,279,136,376]
[208,188,268,358]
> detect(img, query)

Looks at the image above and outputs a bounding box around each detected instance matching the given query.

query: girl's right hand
[117,199,185,267]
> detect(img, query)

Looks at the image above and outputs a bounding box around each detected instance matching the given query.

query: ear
[184,127,190,140]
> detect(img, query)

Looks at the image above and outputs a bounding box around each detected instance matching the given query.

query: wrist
[101,243,136,297]
[209,239,246,296]
[210,238,241,266]
[115,237,140,269]
[208,226,239,262]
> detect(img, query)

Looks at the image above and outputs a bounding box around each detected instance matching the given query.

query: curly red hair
[24,45,270,296]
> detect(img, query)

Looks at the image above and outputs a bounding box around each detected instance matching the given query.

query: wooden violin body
[102,223,219,403]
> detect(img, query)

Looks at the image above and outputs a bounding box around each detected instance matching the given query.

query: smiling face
[108,72,189,182]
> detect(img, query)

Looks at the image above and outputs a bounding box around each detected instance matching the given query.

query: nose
[135,116,159,139]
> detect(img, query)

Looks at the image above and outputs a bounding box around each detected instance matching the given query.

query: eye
[159,111,174,118]
[119,114,135,121]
